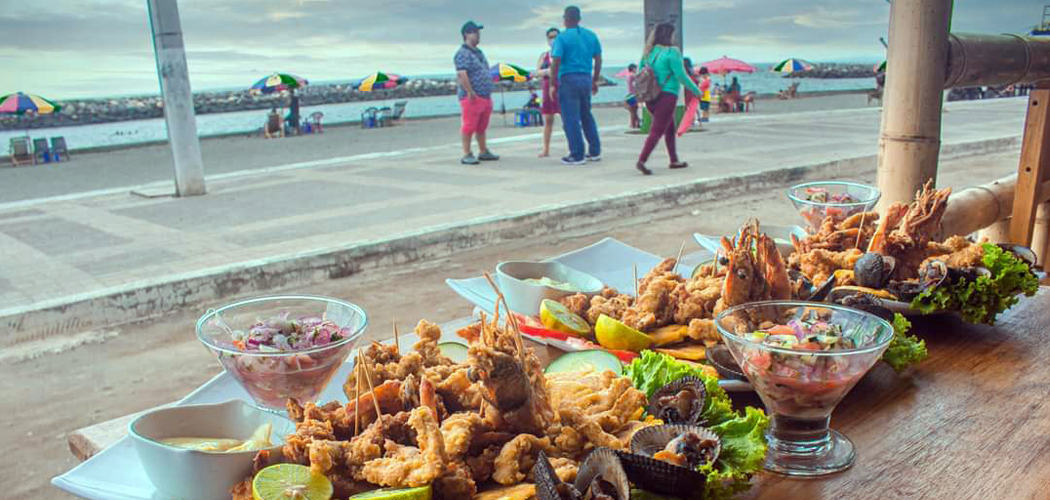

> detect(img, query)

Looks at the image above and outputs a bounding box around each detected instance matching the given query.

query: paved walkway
[0,98,1027,342]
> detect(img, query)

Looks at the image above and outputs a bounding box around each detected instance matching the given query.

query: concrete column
[875,0,952,210]
[147,0,206,197]
[644,0,683,50]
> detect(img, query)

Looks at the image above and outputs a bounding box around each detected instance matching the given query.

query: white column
[147,0,205,196]
[644,0,683,50]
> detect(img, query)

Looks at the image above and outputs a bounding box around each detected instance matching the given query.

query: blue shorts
[700,101,710,111]
[625,95,638,107]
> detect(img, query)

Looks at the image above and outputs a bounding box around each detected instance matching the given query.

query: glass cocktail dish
[196,295,367,412]
[715,300,893,476]
[786,181,880,234]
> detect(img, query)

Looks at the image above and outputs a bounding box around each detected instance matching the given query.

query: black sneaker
[585,154,601,162]
[477,150,500,161]
[561,155,586,165]
[461,154,479,165]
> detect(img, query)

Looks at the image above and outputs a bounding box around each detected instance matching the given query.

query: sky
[0,0,1040,99]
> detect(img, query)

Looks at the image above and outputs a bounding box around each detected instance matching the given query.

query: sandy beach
[0,91,873,203]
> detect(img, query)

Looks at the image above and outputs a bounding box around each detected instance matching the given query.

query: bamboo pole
[945,34,1050,89]
[941,175,1050,238]
[976,219,1011,244]
[1031,203,1050,266]
[876,0,953,211]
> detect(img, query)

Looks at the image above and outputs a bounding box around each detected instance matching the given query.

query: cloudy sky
[0,0,1039,99]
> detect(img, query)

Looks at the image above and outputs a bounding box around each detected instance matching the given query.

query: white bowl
[496,261,603,315]
[129,400,296,500]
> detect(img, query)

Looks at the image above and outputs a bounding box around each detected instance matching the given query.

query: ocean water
[2,64,874,151]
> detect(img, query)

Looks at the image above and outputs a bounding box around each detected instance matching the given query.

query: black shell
[706,345,745,381]
[647,376,707,426]
[999,244,1037,267]
[854,252,891,288]
[573,447,630,500]
[630,424,722,469]
[533,450,580,500]
[614,449,707,498]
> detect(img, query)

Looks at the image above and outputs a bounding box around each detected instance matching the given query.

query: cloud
[519,0,736,29]
[764,6,883,29]
[266,11,308,22]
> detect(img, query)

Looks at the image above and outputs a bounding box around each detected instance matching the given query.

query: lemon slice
[252,464,333,500]
[594,314,653,352]
[539,299,591,337]
[348,486,432,500]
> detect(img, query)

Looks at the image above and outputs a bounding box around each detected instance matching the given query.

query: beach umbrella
[355,72,407,92]
[0,92,61,115]
[249,73,308,94]
[615,68,633,78]
[874,60,887,74]
[489,63,532,124]
[770,58,813,75]
[698,56,756,85]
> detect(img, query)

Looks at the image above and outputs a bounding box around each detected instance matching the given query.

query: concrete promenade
[0,97,1028,346]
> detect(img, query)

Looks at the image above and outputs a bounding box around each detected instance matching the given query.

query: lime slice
[594,314,653,352]
[253,464,333,500]
[348,486,432,500]
[438,342,469,363]
[540,299,591,337]
[545,349,623,375]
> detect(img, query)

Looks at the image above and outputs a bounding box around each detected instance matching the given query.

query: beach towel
[677,96,700,137]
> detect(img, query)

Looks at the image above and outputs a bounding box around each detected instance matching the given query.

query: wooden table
[68,291,1050,499]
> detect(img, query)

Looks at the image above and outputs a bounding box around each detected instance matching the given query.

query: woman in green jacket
[636,23,703,175]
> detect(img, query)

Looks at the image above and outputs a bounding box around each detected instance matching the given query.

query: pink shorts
[460,96,493,135]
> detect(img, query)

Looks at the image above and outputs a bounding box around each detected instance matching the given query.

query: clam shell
[706,345,746,381]
[630,424,722,468]
[854,252,892,288]
[647,376,707,426]
[998,244,1037,267]
[614,449,707,498]
[573,447,629,500]
[533,450,580,500]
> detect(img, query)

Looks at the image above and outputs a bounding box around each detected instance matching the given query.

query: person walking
[624,63,640,129]
[698,67,712,123]
[635,22,703,176]
[454,20,499,165]
[535,27,561,158]
[549,6,602,165]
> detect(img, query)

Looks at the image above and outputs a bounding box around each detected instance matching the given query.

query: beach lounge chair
[9,137,32,167]
[377,107,393,127]
[309,111,324,133]
[390,100,408,121]
[32,137,50,164]
[50,136,69,161]
[361,107,379,128]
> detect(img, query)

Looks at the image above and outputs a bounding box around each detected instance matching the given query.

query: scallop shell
[630,424,722,469]
[614,449,707,498]
[647,376,707,426]
[573,447,629,500]
[533,450,580,500]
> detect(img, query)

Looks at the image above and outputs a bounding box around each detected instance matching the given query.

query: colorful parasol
[771,58,813,74]
[615,68,633,78]
[0,92,61,115]
[490,63,531,83]
[697,56,756,76]
[249,73,308,94]
[355,72,407,92]
[874,60,887,74]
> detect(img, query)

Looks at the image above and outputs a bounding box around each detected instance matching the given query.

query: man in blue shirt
[550,6,602,165]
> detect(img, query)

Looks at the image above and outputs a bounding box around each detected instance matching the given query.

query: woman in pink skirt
[535,27,561,157]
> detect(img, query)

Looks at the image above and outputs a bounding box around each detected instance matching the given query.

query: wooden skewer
[358,350,382,419]
[354,360,362,435]
[855,211,868,249]
[483,271,528,366]
[633,264,639,297]
[392,319,400,354]
[675,239,687,269]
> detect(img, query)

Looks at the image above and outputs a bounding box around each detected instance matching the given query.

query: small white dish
[129,399,295,500]
[496,260,603,315]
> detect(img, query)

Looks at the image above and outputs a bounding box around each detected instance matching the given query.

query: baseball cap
[461,21,483,35]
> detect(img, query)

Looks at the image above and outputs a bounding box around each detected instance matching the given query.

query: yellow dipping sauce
[523,277,580,292]
[159,423,274,452]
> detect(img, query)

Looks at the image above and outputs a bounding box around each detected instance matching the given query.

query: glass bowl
[196,295,367,412]
[786,181,880,234]
[715,301,893,476]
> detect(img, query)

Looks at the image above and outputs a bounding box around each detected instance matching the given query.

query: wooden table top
[67,291,1050,499]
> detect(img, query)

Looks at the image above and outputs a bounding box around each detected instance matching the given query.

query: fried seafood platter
[232,316,769,500]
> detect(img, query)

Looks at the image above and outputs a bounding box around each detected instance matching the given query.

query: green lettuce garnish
[625,351,769,500]
[911,243,1038,325]
[882,313,927,372]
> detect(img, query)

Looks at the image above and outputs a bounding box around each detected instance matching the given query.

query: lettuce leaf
[625,351,769,499]
[882,313,927,372]
[911,243,1039,325]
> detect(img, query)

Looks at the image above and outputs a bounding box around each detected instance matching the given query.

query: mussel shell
[998,243,1037,267]
[854,253,895,288]
[835,293,893,321]
[706,345,746,381]
[574,447,630,500]
[614,449,707,498]
[808,275,837,302]
[647,376,707,426]
[533,450,580,500]
[630,424,722,468]
[884,280,924,302]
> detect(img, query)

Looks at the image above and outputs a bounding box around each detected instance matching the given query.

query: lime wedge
[545,349,623,375]
[594,314,653,352]
[438,342,469,363]
[348,486,432,500]
[252,464,333,500]
[539,299,591,337]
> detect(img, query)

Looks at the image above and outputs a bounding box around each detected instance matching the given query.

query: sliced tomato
[518,323,571,341]
[765,324,796,336]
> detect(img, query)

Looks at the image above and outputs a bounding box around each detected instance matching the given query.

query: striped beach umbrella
[771,58,813,74]
[874,60,887,74]
[249,73,308,94]
[355,72,406,92]
[0,92,61,115]
[490,63,531,83]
